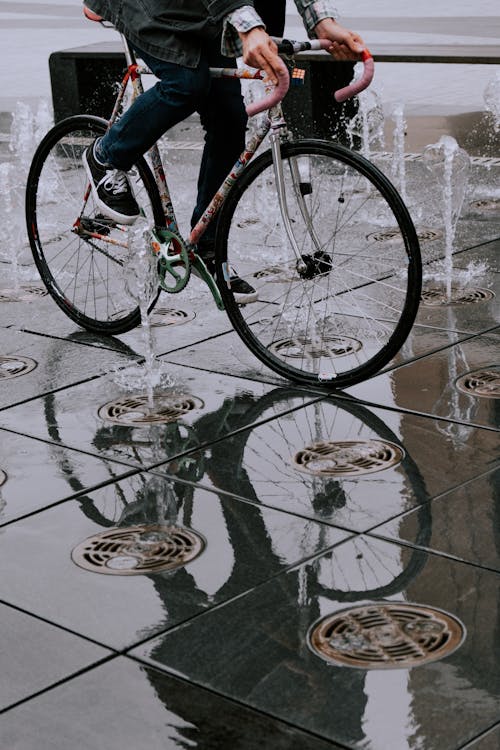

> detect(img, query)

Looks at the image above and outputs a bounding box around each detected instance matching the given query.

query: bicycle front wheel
[216,139,422,388]
[26,115,164,335]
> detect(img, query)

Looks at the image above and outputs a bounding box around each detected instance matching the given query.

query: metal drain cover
[150,307,195,327]
[421,287,495,306]
[0,355,37,380]
[98,393,204,425]
[293,439,404,477]
[470,198,500,211]
[367,227,442,243]
[71,524,205,575]
[0,469,7,486]
[308,602,465,669]
[0,285,48,302]
[455,367,500,399]
[270,335,362,360]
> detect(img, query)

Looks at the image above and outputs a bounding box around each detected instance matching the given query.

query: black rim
[26,115,164,335]
[216,139,422,389]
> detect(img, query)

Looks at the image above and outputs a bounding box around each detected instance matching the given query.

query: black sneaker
[197,254,258,304]
[82,140,140,225]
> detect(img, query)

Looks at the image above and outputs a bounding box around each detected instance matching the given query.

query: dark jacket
[85,0,253,66]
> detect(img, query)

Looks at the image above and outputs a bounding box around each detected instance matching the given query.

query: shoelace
[100,169,130,195]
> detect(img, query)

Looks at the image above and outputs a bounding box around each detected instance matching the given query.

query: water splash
[1,99,54,291]
[113,224,175,398]
[484,70,500,132]
[9,101,35,168]
[423,136,471,299]
[346,87,385,158]
[390,103,407,203]
[0,163,21,289]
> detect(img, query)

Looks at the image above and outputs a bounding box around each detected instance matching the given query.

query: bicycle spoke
[27,116,163,334]
[218,140,421,387]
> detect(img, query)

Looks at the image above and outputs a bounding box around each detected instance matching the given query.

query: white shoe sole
[233,290,259,304]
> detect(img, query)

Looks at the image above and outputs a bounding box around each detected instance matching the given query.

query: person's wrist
[314,17,337,36]
[238,24,266,40]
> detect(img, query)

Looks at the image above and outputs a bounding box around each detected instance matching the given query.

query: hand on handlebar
[314,18,365,61]
[238,27,282,85]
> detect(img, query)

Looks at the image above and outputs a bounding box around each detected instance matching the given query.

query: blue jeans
[97,40,247,249]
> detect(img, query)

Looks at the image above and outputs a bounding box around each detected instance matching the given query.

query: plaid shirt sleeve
[222,1,339,57]
[222,6,264,57]
[296,0,339,36]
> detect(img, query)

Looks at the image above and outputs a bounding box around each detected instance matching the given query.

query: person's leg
[191,1,287,247]
[190,40,259,302]
[191,40,247,252]
[83,45,210,224]
[254,0,286,37]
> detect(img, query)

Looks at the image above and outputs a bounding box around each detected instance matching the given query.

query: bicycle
[25,10,422,389]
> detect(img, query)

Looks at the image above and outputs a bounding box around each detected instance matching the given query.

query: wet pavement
[0,150,499,750]
[1,4,500,750]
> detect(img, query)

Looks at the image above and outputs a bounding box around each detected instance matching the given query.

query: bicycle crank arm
[150,227,190,293]
[191,254,225,311]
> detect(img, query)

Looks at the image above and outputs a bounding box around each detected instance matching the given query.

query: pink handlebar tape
[334,49,374,102]
[245,58,290,117]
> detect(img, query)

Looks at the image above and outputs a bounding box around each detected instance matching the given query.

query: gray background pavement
[0,2,499,749]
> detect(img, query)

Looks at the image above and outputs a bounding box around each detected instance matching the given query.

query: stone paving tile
[0,475,349,649]
[451,238,500,274]
[162,319,472,386]
[132,535,500,750]
[0,428,137,525]
[0,656,344,750]
[149,395,499,533]
[369,467,500,571]
[0,602,110,712]
[5,280,236,357]
[461,724,500,749]
[417,249,500,334]
[0,327,137,410]
[347,331,500,429]
[0,364,316,469]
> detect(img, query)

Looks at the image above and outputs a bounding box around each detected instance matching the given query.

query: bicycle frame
[81,32,319,309]
[75,18,374,318]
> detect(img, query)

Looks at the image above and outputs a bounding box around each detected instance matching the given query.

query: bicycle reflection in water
[42,385,442,747]
[45,385,431,603]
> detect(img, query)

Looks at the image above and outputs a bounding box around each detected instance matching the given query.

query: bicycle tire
[215,139,422,389]
[26,115,164,335]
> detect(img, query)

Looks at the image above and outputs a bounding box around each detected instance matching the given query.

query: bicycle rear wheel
[26,115,164,335]
[216,139,422,388]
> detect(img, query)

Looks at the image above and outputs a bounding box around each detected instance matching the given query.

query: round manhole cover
[0,355,38,380]
[308,602,465,669]
[150,307,195,327]
[71,524,206,575]
[0,285,48,302]
[367,227,442,243]
[98,393,204,425]
[0,469,7,486]
[270,335,362,360]
[470,198,500,212]
[421,287,495,306]
[293,439,404,477]
[455,367,500,399]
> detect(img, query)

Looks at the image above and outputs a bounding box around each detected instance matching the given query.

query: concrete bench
[49,41,500,145]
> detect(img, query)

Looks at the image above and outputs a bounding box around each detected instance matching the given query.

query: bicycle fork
[269,131,324,268]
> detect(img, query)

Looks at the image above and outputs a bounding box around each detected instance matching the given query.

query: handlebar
[334,48,374,102]
[246,38,374,116]
[245,57,290,117]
